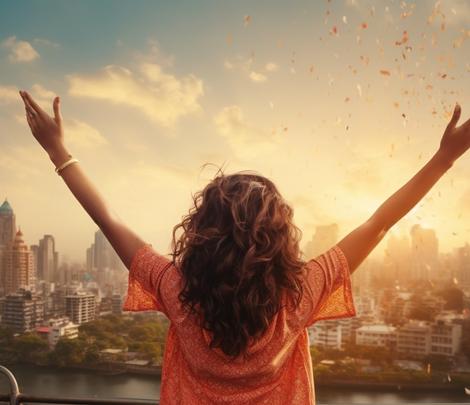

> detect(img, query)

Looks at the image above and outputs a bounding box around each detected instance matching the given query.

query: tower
[3,228,35,295]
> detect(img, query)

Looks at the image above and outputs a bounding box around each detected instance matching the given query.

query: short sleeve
[301,244,356,327]
[122,243,172,316]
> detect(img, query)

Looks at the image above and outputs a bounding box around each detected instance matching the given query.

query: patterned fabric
[123,243,356,404]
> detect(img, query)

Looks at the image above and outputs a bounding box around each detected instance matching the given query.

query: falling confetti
[395,30,409,46]
[360,22,368,29]
[356,83,362,97]
[342,16,348,24]
[379,69,391,76]
[244,15,251,26]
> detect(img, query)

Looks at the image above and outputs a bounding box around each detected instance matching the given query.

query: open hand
[438,103,470,166]
[19,90,65,158]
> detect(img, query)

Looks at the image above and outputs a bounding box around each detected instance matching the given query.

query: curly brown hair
[169,165,306,360]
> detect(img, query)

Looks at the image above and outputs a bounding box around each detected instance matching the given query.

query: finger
[22,90,46,116]
[53,96,62,122]
[446,103,461,131]
[20,92,39,118]
[26,111,38,132]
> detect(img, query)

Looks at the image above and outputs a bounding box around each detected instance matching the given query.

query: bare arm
[19,91,146,270]
[337,104,470,273]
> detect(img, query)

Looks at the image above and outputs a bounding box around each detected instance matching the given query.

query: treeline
[0,313,169,367]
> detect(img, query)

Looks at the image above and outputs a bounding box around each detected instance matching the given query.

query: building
[2,229,35,296]
[396,320,432,357]
[65,291,96,324]
[46,316,79,348]
[112,294,122,315]
[383,232,411,283]
[0,199,16,247]
[410,224,439,281]
[355,324,397,348]
[1,288,44,333]
[303,223,339,260]
[0,198,17,297]
[430,320,462,356]
[88,229,126,286]
[308,321,342,349]
[37,234,59,283]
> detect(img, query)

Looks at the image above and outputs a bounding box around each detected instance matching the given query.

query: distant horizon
[1,0,469,262]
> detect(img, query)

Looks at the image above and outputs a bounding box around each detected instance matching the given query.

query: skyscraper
[0,198,17,296]
[410,224,439,281]
[0,199,16,247]
[303,223,339,260]
[2,229,35,296]
[37,235,59,283]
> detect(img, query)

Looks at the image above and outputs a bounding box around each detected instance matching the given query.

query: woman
[19,90,470,404]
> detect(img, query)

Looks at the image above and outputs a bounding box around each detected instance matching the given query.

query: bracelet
[55,156,79,175]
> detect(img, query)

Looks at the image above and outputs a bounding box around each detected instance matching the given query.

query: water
[1,364,470,404]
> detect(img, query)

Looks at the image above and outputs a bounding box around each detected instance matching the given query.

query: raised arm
[19,90,146,270]
[337,104,470,274]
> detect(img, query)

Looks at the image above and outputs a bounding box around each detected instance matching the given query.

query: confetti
[330,26,338,36]
[244,15,251,26]
[356,83,362,97]
[360,22,368,29]
[342,16,348,24]
[395,30,409,46]
[379,69,391,76]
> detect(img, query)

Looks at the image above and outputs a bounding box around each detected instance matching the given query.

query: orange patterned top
[123,243,356,404]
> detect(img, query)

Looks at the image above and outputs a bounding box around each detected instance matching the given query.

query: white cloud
[224,55,277,83]
[0,85,19,104]
[64,119,108,149]
[67,63,204,127]
[265,62,279,72]
[33,38,60,48]
[213,105,282,159]
[32,84,56,99]
[2,36,39,63]
[249,71,267,82]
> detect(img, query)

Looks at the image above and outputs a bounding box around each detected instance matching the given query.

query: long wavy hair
[169,165,306,360]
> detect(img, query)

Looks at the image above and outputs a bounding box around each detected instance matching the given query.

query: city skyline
[1,1,470,262]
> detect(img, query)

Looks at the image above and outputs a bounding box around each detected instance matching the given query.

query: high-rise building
[456,243,470,290]
[37,235,59,283]
[0,199,16,247]
[65,291,96,324]
[89,229,126,285]
[410,224,439,281]
[2,288,45,333]
[384,232,411,283]
[2,229,35,296]
[303,223,339,260]
[0,198,17,296]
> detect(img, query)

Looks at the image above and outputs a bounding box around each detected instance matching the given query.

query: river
[1,364,470,404]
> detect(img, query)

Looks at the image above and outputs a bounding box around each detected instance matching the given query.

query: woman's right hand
[437,103,470,166]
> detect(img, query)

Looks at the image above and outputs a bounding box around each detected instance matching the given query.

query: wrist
[433,149,454,172]
[48,144,71,167]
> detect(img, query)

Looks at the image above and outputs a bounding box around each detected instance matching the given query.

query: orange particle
[379,69,391,76]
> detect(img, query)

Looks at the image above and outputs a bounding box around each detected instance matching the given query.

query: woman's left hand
[19,90,65,159]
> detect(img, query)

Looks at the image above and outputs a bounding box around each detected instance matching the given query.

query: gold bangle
[55,157,79,175]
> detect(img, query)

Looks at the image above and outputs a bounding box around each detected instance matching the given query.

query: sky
[0,0,469,265]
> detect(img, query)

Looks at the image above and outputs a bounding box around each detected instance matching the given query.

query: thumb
[446,103,461,132]
[53,96,62,123]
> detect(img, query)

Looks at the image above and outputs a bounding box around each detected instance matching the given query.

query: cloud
[213,105,282,159]
[249,71,267,82]
[224,55,278,83]
[32,84,56,99]
[0,85,19,104]
[33,38,60,48]
[2,36,39,62]
[67,63,203,127]
[64,119,108,149]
